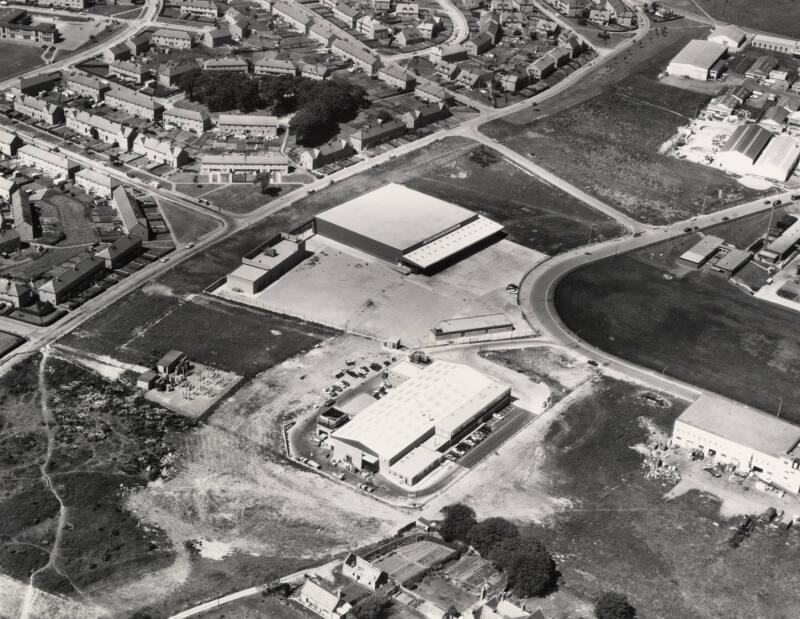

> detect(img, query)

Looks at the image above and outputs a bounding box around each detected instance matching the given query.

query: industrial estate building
[226,234,306,294]
[667,40,727,80]
[672,394,800,494]
[329,360,511,485]
[314,184,504,273]
[717,124,800,180]
[432,313,514,343]
[678,235,724,268]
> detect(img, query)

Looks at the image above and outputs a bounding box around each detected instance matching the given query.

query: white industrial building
[672,394,800,494]
[707,24,747,51]
[314,183,504,273]
[667,40,726,80]
[678,235,724,267]
[752,135,800,181]
[716,124,772,175]
[329,360,510,485]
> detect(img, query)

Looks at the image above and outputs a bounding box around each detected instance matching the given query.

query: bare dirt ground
[216,236,544,347]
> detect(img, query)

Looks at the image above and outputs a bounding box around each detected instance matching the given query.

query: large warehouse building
[329,360,510,485]
[672,394,800,494]
[314,184,504,272]
[667,40,726,80]
[753,135,800,181]
[716,124,772,175]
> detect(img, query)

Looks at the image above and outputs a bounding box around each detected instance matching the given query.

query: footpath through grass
[525,377,800,618]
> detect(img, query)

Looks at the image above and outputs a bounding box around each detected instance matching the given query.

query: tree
[439,503,476,543]
[350,594,392,619]
[490,536,556,598]
[595,592,636,619]
[256,171,270,194]
[466,517,519,557]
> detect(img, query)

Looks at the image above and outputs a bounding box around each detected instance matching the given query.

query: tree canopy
[439,503,477,543]
[595,592,636,619]
[350,594,392,619]
[490,536,557,598]
[466,517,519,557]
[176,71,367,143]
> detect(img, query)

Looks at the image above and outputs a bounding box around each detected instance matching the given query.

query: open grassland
[554,211,800,424]
[197,183,288,215]
[406,145,625,255]
[0,42,46,81]
[665,0,800,38]
[157,199,221,244]
[522,377,800,618]
[486,84,758,224]
[61,286,337,378]
[483,20,767,224]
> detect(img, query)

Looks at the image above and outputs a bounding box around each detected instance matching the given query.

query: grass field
[61,289,337,378]
[0,332,24,357]
[665,0,800,38]
[157,199,221,244]
[406,145,626,255]
[483,19,767,224]
[197,183,287,215]
[554,211,800,424]
[0,42,46,81]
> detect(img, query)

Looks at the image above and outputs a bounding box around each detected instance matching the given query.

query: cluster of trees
[439,504,557,598]
[595,591,637,619]
[350,594,392,619]
[176,70,367,145]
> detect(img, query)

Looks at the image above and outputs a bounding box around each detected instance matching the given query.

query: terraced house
[180,0,218,17]
[66,73,109,102]
[199,152,290,182]
[164,107,210,134]
[253,58,297,76]
[65,109,137,151]
[0,127,23,157]
[133,135,189,168]
[272,1,312,34]
[13,95,64,125]
[105,89,164,121]
[0,8,57,44]
[332,39,380,76]
[217,114,280,138]
[75,169,119,198]
[109,60,151,84]
[151,28,193,49]
[17,144,79,179]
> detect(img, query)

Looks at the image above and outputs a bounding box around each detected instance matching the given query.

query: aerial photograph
[0,0,799,617]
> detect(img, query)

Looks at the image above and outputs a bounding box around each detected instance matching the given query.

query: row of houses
[0,7,58,44]
[300,102,450,168]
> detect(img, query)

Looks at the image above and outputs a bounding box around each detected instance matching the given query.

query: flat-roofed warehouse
[314,183,504,272]
[667,40,727,80]
[678,235,724,267]
[672,394,800,494]
[329,360,510,481]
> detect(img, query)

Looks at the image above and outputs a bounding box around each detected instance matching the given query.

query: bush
[467,517,519,557]
[595,592,636,619]
[351,594,392,619]
[439,503,476,543]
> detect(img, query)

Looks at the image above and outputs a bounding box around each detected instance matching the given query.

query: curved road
[520,190,797,402]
